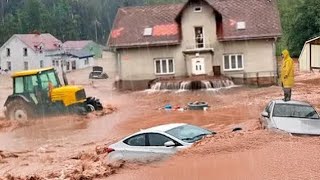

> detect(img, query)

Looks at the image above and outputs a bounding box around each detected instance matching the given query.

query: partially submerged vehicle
[89,66,108,79]
[4,67,103,121]
[261,100,320,135]
[106,123,215,163]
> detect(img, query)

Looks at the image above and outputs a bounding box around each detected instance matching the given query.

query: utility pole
[95,20,98,43]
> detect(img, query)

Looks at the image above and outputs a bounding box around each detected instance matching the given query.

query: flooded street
[1,62,320,179]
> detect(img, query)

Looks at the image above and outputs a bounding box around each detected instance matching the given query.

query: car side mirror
[261,111,269,118]
[164,141,176,147]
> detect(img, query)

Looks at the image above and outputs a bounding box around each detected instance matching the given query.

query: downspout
[273,37,278,84]
[184,53,188,77]
[116,49,122,89]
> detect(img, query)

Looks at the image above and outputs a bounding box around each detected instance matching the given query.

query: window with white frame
[194,27,204,48]
[223,54,244,71]
[154,58,174,75]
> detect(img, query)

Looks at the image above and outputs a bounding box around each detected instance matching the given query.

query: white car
[106,123,214,163]
[261,100,320,135]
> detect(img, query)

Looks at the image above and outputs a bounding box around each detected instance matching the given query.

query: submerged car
[260,100,320,135]
[106,123,215,163]
[89,66,108,79]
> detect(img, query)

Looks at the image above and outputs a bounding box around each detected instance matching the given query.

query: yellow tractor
[4,67,103,121]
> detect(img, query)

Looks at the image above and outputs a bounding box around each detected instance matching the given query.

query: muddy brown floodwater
[2,62,320,179]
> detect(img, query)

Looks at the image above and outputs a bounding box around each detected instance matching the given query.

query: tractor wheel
[86,104,95,112]
[6,99,34,122]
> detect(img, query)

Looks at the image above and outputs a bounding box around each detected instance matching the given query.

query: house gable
[0,35,37,54]
[177,0,222,49]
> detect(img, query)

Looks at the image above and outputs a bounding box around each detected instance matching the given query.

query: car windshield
[273,103,320,119]
[165,125,212,143]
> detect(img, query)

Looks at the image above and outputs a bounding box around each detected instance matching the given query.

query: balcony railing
[184,43,215,51]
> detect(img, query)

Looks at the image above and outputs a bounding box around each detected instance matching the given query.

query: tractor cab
[12,68,61,105]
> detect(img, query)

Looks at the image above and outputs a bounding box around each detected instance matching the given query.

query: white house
[51,49,94,72]
[0,33,62,72]
[299,36,320,72]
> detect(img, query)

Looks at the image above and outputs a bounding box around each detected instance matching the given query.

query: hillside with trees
[0,0,318,57]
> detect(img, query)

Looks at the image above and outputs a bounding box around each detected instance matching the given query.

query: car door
[145,133,183,160]
[122,133,155,161]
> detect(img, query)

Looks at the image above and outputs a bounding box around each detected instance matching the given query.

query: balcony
[183,43,214,53]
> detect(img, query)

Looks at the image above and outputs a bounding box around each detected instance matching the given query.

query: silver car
[260,100,320,135]
[106,123,214,163]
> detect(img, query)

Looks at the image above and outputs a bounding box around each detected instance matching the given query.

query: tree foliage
[1,0,317,55]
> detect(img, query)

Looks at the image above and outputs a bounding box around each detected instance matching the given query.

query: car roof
[272,99,311,106]
[140,123,187,133]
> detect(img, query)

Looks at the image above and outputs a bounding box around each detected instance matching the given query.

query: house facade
[0,33,62,72]
[50,50,94,72]
[108,0,282,90]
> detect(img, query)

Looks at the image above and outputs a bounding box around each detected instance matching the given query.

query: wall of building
[0,36,62,72]
[0,37,37,71]
[76,57,94,69]
[118,45,185,81]
[299,43,320,72]
[214,39,276,78]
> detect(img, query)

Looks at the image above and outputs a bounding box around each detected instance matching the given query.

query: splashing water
[147,79,237,93]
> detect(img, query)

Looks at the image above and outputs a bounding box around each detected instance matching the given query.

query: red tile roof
[16,33,62,51]
[64,40,93,49]
[108,0,281,48]
[208,0,281,41]
[108,4,183,48]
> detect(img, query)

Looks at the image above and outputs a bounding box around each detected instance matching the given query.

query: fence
[226,71,279,87]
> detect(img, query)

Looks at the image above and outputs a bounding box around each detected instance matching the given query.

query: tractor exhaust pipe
[62,70,68,86]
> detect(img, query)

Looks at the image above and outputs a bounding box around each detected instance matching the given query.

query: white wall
[75,57,94,69]
[0,36,61,72]
[299,43,320,72]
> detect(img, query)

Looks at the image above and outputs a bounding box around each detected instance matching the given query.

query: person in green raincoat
[280,49,294,101]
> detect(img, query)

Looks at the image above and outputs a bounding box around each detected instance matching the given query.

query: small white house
[51,49,94,72]
[299,36,320,72]
[0,33,62,72]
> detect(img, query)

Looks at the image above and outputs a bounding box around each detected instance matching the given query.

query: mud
[2,60,320,179]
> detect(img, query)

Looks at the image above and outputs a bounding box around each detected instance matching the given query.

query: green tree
[287,0,320,57]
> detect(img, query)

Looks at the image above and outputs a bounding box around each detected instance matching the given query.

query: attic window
[194,6,202,12]
[236,22,246,30]
[143,28,153,36]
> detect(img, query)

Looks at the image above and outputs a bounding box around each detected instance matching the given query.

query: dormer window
[236,22,246,30]
[194,6,202,12]
[143,28,153,36]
